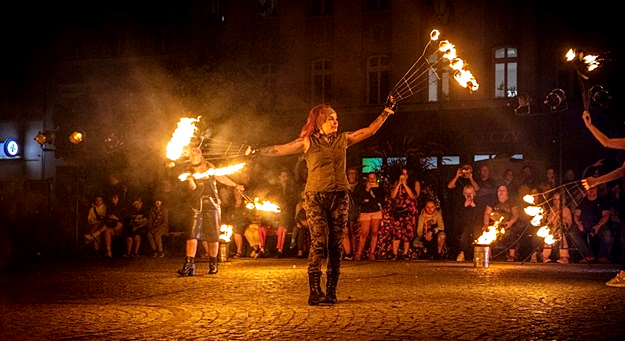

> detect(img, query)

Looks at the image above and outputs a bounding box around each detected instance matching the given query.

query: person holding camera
[388,168,418,260]
[447,164,480,258]
[354,172,385,261]
[250,99,396,305]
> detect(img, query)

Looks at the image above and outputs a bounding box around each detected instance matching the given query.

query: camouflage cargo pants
[304,191,349,275]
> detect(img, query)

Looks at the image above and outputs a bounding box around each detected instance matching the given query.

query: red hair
[300,104,332,138]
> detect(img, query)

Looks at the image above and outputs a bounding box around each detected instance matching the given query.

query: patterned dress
[375,184,419,258]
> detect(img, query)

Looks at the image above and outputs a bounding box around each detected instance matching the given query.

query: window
[366,0,390,11]
[362,157,383,173]
[441,156,460,166]
[367,55,390,105]
[421,156,438,170]
[312,59,332,103]
[258,0,277,20]
[311,0,333,16]
[473,154,497,162]
[260,63,277,108]
[428,53,450,102]
[494,47,518,98]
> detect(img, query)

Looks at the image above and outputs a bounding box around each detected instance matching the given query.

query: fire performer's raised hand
[582,110,592,128]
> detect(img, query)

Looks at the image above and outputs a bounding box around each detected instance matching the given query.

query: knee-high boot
[325,271,339,304]
[308,271,327,306]
[177,257,195,276]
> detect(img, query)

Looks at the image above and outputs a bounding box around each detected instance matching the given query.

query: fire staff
[251,99,396,305]
[177,148,244,276]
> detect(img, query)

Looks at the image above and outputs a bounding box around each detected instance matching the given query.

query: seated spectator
[84,194,108,253]
[84,194,124,258]
[124,197,149,257]
[457,185,483,262]
[574,186,613,263]
[416,200,446,259]
[244,209,263,258]
[258,217,287,258]
[484,185,520,261]
[147,198,169,258]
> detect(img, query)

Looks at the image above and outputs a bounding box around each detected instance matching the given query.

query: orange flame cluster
[476,216,505,245]
[178,163,246,181]
[523,195,555,245]
[220,224,233,242]
[566,49,601,73]
[166,117,199,161]
[438,39,479,92]
[246,197,281,213]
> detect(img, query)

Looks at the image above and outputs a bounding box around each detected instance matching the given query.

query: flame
[439,39,479,92]
[523,195,535,204]
[524,206,543,217]
[536,225,555,245]
[430,29,440,41]
[565,48,601,72]
[245,197,281,213]
[166,117,199,161]
[566,48,576,61]
[475,217,505,245]
[583,54,600,71]
[530,214,543,227]
[219,224,233,242]
[178,163,245,181]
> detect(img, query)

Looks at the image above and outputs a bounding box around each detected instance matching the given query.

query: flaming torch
[565,48,605,110]
[219,224,233,262]
[474,216,505,268]
[178,162,246,181]
[523,195,556,246]
[166,117,200,161]
[388,29,479,105]
[245,197,281,213]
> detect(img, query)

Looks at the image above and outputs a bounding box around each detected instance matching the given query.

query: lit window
[428,53,450,102]
[367,55,390,105]
[421,156,438,170]
[312,59,332,103]
[473,154,497,162]
[442,156,460,165]
[494,47,518,98]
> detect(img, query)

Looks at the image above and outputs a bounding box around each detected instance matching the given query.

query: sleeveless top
[304,132,350,192]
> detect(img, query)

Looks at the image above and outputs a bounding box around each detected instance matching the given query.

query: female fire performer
[251,99,396,305]
[581,110,625,288]
[177,148,245,276]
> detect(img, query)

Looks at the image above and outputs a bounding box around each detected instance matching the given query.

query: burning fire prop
[219,224,233,242]
[388,29,479,104]
[178,162,246,181]
[166,116,256,164]
[235,189,281,213]
[565,48,607,110]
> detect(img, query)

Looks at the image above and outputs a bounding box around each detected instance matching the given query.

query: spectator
[263,169,299,258]
[519,165,538,192]
[538,166,558,193]
[147,198,169,258]
[104,172,128,208]
[83,194,107,254]
[244,210,263,258]
[387,168,418,260]
[574,186,613,263]
[456,185,482,262]
[84,194,124,257]
[343,166,361,260]
[226,189,249,259]
[543,191,573,263]
[475,164,497,211]
[416,200,446,259]
[354,172,385,261]
[447,164,480,258]
[484,185,521,261]
[293,194,310,258]
[124,197,148,257]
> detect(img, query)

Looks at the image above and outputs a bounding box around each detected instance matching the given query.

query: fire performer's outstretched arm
[581,110,625,189]
[345,107,395,146]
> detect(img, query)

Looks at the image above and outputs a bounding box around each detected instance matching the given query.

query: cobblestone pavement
[1,257,625,340]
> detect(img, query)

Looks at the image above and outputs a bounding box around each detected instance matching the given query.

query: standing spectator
[354,172,385,261]
[416,200,446,259]
[293,194,310,258]
[342,166,361,260]
[457,185,482,262]
[574,186,613,263]
[147,198,169,258]
[387,168,418,260]
[104,172,128,208]
[475,164,497,211]
[124,197,148,257]
[484,185,521,261]
[543,191,573,263]
[447,164,480,257]
[519,165,538,192]
[226,189,249,259]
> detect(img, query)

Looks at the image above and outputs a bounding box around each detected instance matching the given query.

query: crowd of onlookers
[81,159,625,265]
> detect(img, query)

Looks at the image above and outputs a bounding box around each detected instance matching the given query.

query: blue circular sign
[3,138,19,157]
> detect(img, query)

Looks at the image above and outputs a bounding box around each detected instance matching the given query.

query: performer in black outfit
[177,148,244,276]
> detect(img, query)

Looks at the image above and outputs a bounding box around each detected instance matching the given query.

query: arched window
[494,46,518,98]
[312,59,332,103]
[367,55,390,105]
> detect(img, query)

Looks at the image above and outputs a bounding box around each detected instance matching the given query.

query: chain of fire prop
[475,181,587,261]
[166,116,281,216]
[387,29,479,105]
[565,48,608,110]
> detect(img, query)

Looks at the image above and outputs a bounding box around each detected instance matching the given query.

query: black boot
[325,271,339,304]
[208,256,218,274]
[307,271,327,306]
[177,257,195,276]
